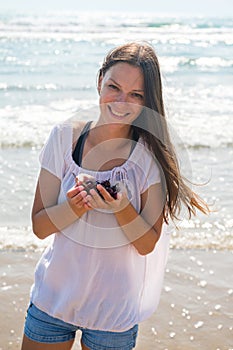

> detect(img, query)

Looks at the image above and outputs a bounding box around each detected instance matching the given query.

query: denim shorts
[24,303,138,349]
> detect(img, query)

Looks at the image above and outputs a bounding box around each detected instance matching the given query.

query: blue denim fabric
[24,303,138,349]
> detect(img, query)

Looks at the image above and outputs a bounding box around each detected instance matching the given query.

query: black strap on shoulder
[72,121,92,166]
[130,127,139,155]
[73,122,139,166]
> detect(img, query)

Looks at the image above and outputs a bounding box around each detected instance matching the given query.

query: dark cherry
[83,179,119,200]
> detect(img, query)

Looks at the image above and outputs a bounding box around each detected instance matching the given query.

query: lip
[108,105,130,119]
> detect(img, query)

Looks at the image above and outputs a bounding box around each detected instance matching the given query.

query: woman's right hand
[66,173,96,214]
[32,169,93,239]
[66,183,91,214]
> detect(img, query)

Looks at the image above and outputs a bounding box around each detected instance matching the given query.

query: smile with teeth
[108,105,130,118]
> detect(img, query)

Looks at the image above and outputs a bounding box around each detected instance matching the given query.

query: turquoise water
[0,11,232,249]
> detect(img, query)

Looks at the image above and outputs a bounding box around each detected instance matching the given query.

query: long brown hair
[98,41,209,222]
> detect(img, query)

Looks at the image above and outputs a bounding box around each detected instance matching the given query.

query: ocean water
[0,11,232,251]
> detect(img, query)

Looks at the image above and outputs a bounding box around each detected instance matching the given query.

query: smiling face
[98,62,144,126]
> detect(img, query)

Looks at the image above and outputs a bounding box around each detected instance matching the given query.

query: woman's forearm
[32,200,86,240]
[114,203,162,255]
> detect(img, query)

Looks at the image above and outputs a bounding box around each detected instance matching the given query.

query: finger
[76,185,85,192]
[83,200,93,210]
[96,184,114,202]
[88,188,101,202]
[67,186,80,198]
[69,190,87,206]
[90,188,108,204]
[85,189,109,210]
[67,184,86,198]
[84,193,97,208]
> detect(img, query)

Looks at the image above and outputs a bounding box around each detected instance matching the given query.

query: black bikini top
[72,121,92,167]
[72,121,139,167]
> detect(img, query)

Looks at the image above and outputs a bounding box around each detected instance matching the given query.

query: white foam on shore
[0,221,232,251]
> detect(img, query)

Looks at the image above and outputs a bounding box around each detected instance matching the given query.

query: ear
[97,74,103,95]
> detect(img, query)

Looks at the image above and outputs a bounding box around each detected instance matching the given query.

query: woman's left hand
[85,183,130,212]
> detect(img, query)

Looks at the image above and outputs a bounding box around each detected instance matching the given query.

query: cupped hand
[85,182,130,213]
[66,182,92,215]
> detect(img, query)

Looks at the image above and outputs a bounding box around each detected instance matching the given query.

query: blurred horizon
[0,0,232,17]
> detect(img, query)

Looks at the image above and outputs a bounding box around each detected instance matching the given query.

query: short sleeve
[39,125,65,180]
[139,147,161,193]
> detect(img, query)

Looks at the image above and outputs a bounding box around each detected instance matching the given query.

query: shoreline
[1,248,232,349]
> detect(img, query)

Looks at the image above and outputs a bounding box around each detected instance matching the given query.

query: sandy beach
[1,248,232,350]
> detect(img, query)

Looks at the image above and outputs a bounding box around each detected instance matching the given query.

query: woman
[21,42,209,350]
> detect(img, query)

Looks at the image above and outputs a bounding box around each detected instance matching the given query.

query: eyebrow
[109,78,144,92]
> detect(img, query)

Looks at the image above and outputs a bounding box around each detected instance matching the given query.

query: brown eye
[132,93,143,100]
[108,84,118,90]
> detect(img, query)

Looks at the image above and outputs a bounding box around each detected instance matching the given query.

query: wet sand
[0,249,232,350]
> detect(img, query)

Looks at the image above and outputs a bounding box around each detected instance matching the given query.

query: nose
[116,92,127,102]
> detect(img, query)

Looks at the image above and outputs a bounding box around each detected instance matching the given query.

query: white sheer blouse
[30,121,170,332]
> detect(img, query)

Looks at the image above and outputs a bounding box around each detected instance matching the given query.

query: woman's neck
[91,120,132,145]
[81,120,134,171]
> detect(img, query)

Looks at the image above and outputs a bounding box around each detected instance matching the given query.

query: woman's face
[98,62,144,125]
